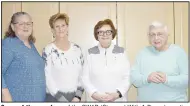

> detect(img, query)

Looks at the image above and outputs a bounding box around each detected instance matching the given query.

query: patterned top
[2,36,46,102]
[42,42,84,101]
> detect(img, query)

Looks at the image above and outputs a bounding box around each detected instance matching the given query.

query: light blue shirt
[131,44,188,101]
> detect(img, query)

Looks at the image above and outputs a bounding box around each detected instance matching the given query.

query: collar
[98,42,115,53]
[14,35,34,48]
[151,44,172,54]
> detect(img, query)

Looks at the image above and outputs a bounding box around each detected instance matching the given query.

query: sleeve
[130,51,150,88]
[2,39,14,88]
[164,47,188,89]
[81,52,98,97]
[116,51,131,96]
[42,47,59,96]
[75,48,85,99]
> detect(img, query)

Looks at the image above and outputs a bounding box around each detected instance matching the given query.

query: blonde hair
[49,13,69,28]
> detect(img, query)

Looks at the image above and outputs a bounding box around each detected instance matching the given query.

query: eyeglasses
[148,32,165,38]
[97,30,113,36]
[13,22,33,27]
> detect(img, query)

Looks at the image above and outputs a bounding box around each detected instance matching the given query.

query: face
[148,27,168,51]
[52,19,68,38]
[97,25,113,48]
[11,14,33,38]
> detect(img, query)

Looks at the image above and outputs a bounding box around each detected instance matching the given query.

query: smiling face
[148,27,168,51]
[97,24,113,48]
[11,14,33,38]
[52,19,68,39]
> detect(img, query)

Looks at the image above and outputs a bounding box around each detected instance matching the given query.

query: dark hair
[4,12,36,42]
[94,19,117,41]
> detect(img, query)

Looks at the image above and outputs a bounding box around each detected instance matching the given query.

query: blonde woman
[42,13,84,102]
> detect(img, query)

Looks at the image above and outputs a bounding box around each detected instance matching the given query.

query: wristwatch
[117,90,122,98]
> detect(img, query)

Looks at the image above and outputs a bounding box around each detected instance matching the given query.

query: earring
[66,31,68,36]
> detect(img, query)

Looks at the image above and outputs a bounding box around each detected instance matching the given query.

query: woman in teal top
[130,21,188,101]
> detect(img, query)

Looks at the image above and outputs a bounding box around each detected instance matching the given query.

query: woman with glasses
[2,12,46,102]
[42,13,84,102]
[82,19,131,102]
[130,21,188,101]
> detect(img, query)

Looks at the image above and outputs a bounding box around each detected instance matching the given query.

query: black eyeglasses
[97,30,113,36]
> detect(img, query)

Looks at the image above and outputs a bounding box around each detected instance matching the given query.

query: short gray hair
[148,21,168,34]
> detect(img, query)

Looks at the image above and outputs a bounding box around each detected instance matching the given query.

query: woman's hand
[71,97,80,102]
[92,92,111,102]
[2,88,12,102]
[105,92,120,102]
